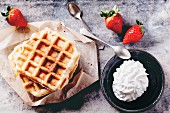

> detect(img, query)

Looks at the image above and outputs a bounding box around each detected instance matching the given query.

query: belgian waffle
[8,41,52,97]
[8,27,80,96]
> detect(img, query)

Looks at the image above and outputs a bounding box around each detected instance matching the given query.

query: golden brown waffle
[8,27,80,96]
[8,41,52,97]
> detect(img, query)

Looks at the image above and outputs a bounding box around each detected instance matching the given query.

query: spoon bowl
[112,46,131,59]
[67,2,91,31]
[67,3,81,19]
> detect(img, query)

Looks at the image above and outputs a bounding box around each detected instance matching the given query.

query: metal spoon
[67,2,91,31]
[67,2,131,59]
[80,28,131,59]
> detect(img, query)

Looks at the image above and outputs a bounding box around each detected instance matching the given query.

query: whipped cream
[112,60,149,102]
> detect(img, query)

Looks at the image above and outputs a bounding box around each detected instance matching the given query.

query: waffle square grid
[8,28,80,96]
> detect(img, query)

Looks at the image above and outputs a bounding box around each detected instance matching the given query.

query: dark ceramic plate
[100,50,164,112]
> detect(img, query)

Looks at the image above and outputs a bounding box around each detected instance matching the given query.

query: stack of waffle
[8,27,80,97]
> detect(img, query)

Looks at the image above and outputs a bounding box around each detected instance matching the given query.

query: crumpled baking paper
[0,21,99,106]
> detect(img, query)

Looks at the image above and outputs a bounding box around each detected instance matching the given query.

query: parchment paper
[0,21,99,106]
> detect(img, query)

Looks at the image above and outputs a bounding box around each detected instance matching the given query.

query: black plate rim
[100,49,165,113]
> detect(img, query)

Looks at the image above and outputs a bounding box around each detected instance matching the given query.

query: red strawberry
[1,6,27,27]
[100,6,122,34]
[123,20,144,44]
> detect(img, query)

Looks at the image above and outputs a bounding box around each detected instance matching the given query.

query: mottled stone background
[0,0,170,113]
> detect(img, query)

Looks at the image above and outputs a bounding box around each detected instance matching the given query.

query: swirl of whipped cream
[112,60,149,102]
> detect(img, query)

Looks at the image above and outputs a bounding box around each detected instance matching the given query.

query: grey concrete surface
[0,0,170,113]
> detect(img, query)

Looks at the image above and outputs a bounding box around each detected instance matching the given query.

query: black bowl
[100,49,164,113]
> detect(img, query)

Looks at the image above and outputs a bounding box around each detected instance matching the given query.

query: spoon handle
[79,17,91,32]
[80,28,113,47]
[80,28,131,59]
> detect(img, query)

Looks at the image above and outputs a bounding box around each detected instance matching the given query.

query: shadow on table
[117,24,132,42]
[34,81,100,112]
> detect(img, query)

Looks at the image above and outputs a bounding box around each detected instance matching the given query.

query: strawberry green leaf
[7,6,11,11]
[100,5,120,18]
[100,11,107,17]
[112,5,120,14]
[1,6,11,17]
[140,26,145,35]
[136,20,144,35]
[1,12,6,16]
[136,20,143,25]
[108,10,115,17]
[100,8,108,17]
